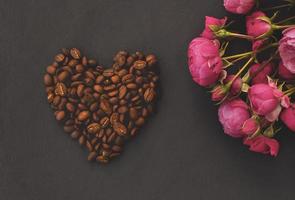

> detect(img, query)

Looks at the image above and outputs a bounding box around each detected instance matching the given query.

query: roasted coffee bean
[129,107,138,120]
[55,54,65,63]
[55,111,65,121]
[44,49,159,164]
[66,102,76,112]
[57,71,69,82]
[70,48,81,59]
[103,69,114,77]
[55,82,67,96]
[118,85,127,99]
[110,113,120,124]
[113,122,127,136]
[78,111,90,121]
[134,60,147,70]
[100,98,112,115]
[46,65,56,75]
[87,152,97,161]
[144,88,155,102]
[87,123,101,134]
[100,117,110,128]
[64,125,75,133]
[146,54,157,66]
[44,74,53,86]
[47,92,54,103]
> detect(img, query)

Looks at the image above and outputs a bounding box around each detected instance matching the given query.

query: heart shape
[43,48,159,164]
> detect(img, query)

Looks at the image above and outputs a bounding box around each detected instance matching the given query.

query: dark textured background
[1,0,295,199]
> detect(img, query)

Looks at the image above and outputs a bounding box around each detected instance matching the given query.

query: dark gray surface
[1,0,295,199]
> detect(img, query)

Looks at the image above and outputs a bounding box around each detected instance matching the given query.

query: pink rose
[281,104,295,132]
[248,83,283,119]
[211,75,242,101]
[188,37,223,86]
[201,16,227,39]
[211,85,227,101]
[224,0,256,14]
[225,75,242,95]
[218,99,250,137]
[279,27,295,73]
[252,39,266,51]
[246,11,272,38]
[243,136,279,156]
[278,62,295,80]
[241,118,259,135]
[249,62,274,84]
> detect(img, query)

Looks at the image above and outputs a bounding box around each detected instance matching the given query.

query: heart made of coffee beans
[44,48,159,164]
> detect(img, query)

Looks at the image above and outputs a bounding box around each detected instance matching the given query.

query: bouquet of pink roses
[188,0,295,156]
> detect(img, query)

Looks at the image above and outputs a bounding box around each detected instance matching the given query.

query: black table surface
[1,0,295,199]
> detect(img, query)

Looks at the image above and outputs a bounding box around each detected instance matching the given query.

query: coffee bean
[46,65,56,75]
[100,98,112,115]
[55,111,65,121]
[55,82,67,96]
[44,74,53,86]
[78,111,90,121]
[118,85,127,99]
[87,123,101,134]
[113,122,127,136]
[66,102,75,112]
[129,107,138,120]
[44,49,159,164]
[146,54,157,66]
[144,88,155,102]
[134,60,147,70]
[57,71,69,82]
[55,54,65,63]
[70,48,81,59]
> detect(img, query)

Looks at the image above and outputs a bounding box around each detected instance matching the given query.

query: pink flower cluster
[188,0,295,157]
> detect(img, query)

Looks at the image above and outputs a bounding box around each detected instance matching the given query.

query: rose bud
[279,28,295,73]
[243,136,279,156]
[278,62,295,80]
[249,62,274,84]
[211,85,227,101]
[246,11,272,38]
[281,104,295,132]
[188,37,223,87]
[223,0,256,14]
[211,75,242,102]
[218,99,250,138]
[241,118,260,136]
[201,16,227,39]
[225,75,242,96]
[252,39,267,52]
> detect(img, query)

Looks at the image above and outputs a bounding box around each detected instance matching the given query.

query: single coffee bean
[44,74,53,86]
[70,48,81,59]
[55,54,65,63]
[78,111,90,121]
[55,111,65,121]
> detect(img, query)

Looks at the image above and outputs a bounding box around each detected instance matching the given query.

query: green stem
[234,57,254,79]
[263,4,292,11]
[284,87,295,96]
[215,29,254,40]
[223,55,250,68]
[226,57,254,87]
[227,32,254,40]
[222,43,278,60]
[276,16,295,25]
[223,51,253,60]
[273,24,295,29]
